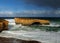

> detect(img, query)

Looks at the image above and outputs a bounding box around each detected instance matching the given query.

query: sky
[0,0,60,17]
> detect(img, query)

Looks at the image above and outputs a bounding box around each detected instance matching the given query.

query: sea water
[1,19,60,43]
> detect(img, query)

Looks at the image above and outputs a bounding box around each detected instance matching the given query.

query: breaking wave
[2,19,60,43]
[5,19,60,31]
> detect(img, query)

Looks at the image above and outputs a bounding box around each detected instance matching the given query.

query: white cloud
[54,10,60,14]
[0,11,13,15]
[0,10,60,17]
[14,10,60,17]
[19,10,60,15]
[16,10,52,14]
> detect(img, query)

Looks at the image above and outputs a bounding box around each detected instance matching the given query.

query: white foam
[5,19,15,23]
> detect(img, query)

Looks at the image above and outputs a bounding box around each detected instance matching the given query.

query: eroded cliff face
[0,19,9,32]
[0,22,3,31]
[0,37,41,43]
[3,20,9,30]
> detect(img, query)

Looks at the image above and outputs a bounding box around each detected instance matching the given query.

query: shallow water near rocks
[0,19,60,43]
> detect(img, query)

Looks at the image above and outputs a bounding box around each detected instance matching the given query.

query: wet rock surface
[0,37,41,43]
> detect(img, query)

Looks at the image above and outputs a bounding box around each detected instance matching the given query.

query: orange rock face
[15,18,50,25]
[0,19,9,32]
[0,22,3,31]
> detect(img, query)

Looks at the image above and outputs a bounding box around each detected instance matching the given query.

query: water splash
[1,19,60,43]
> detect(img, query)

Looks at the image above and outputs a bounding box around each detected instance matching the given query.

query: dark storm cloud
[24,0,60,9]
[5,0,60,17]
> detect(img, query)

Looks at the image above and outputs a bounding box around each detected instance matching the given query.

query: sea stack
[15,18,50,26]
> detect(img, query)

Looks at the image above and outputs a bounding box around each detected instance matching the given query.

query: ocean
[1,19,60,43]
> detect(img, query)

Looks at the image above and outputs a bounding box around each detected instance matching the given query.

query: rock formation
[15,18,50,25]
[0,19,9,32]
[0,37,41,43]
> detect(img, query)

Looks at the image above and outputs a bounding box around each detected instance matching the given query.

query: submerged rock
[0,37,41,43]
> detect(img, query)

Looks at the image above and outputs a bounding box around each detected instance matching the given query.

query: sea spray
[1,19,60,43]
[7,19,60,32]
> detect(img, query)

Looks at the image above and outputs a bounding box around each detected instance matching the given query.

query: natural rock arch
[31,22,42,25]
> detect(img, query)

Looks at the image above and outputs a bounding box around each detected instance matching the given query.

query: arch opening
[31,22,41,25]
